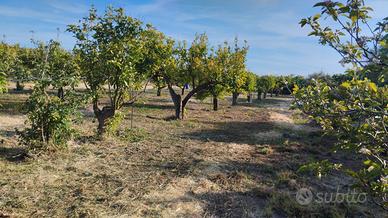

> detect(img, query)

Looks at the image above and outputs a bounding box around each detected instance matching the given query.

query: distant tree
[282,75,307,95]
[12,46,35,91]
[34,40,79,99]
[195,42,230,111]
[244,72,256,102]
[265,75,276,97]
[163,33,218,119]
[19,40,81,150]
[68,7,150,135]
[274,76,286,96]
[307,71,333,85]
[226,38,249,105]
[0,42,14,93]
[256,76,271,99]
[140,27,174,97]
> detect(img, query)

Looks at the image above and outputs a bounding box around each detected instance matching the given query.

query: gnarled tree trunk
[93,101,115,136]
[156,87,163,96]
[167,84,182,119]
[167,81,213,119]
[232,92,239,105]
[16,81,24,91]
[213,95,218,111]
[57,87,64,100]
[247,93,252,103]
[257,91,262,100]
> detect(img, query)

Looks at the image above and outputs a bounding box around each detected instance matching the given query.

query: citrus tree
[19,40,81,150]
[42,41,79,99]
[163,33,219,119]
[295,0,387,208]
[256,76,270,100]
[244,71,257,102]
[195,41,235,111]
[225,38,249,105]
[68,7,150,135]
[266,75,277,97]
[0,42,14,93]
[12,46,36,91]
[140,27,174,97]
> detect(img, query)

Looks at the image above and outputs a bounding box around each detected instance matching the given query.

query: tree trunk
[213,95,218,111]
[270,91,273,97]
[181,87,185,95]
[16,81,24,91]
[257,91,262,100]
[57,87,64,99]
[247,93,252,103]
[156,87,162,96]
[232,92,239,105]
[167,84,182,119]
[93,102,115,136]
[264,92,267,99]
[166,81,213,119]
[181,82,213,119]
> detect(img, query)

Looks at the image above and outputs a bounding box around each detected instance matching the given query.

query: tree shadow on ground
[192,190,266,217]
[0,129,18,138]
[133,102,175,110]
[0,146,28,162]
[182,120,322,146]
[0,100,26,114]
[6,89,33,95]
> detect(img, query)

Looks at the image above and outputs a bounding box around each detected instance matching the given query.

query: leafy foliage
[19,83,78,150]
[295,0,388,208]
[19,41,81,150]
[0,42,16,93]
[225,38,249,96]
[0,71,6,94]
[68,6,150,135]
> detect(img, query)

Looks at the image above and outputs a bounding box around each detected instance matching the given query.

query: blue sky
[0,0,386,76]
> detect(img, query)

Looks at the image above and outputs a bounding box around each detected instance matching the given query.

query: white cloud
[0,5,74,25]
[43,0,89,14]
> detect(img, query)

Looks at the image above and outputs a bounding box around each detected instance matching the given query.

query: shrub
[18,82,79,150]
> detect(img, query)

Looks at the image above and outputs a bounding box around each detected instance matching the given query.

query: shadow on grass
[182,120,319,146]
[0,100,26,114]
[133,102,175,110]
[7,89,33,95]
[0,129,18,138]
[192,190,266,217]
[0,146,28,162]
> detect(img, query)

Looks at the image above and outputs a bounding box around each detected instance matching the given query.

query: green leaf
[368,82,377,92]
[341,81,351,89]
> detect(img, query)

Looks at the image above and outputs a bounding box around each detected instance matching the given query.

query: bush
[18,82,79,151]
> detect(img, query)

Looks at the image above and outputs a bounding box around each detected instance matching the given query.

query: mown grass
[0,88,384,217]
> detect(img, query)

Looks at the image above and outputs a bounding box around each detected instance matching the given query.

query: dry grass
[0,88,384,217]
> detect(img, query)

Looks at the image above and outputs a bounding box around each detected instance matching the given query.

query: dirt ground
[0,88,385,217]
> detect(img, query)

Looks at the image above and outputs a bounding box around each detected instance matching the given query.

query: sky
[0,0,387,76]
